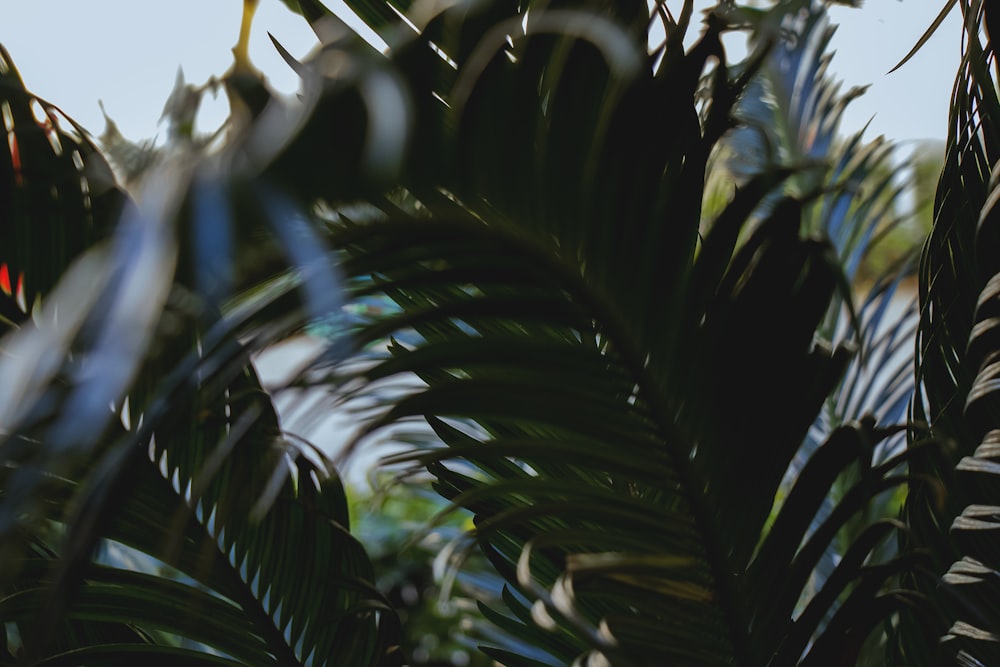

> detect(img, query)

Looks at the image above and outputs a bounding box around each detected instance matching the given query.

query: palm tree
[892,1,1000,664]
[319,2,922,664]
[0,40,399,667]
[0,0,985,665]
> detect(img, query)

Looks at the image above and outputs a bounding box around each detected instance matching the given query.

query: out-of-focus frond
[0,44,126,333]
[0,40,401,665]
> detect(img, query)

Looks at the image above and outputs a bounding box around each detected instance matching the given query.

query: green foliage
[351,484,495,667]
[897,2,1000,664]
[316,1,921,664]
[0,0,995,666]
[0,24,398,667]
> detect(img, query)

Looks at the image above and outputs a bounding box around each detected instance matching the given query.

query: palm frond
[329,200,912,665]
[4,373,396,665]
[725,4,919,433]
[0,41,402,665]
[900,0,1000,663]
[0,177,399,666]
[709,11,923,659]
[276,5,924,662]
[0,0,965,664]
[0,44,126,332]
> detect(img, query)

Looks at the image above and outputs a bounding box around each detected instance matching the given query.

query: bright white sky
[0,1,962,149]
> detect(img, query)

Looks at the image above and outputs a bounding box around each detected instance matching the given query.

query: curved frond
[0,40,400,664]
[0,44,126,332]
[295,2,924,664]
[901,0,1000,663]
[330,199,911,665]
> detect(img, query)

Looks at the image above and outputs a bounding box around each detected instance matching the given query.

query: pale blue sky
[0,1,962,148]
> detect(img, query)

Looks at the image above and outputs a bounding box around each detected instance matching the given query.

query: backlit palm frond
[930,3,1000,656]
[298,3,922,664]
[0,168,400,665]
[330,193,915,667]
[899,0,1000,664]
[727,2,919,435]
[0,42,400,664]
[0,44,126,333]
[725,3,918,435]
[718,12,920,657]
[3,364,397,666]
[911,0,1000,464]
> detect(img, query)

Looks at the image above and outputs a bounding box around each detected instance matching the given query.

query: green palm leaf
[0,43,401,665]
[0,1,962,665]
[0,44,125,331]
[0,180,400,663]
[6,393,396,665]
[335,205,913,665]
[899,0,1000,663]
[278,5,924,663]
[724,17,922,663]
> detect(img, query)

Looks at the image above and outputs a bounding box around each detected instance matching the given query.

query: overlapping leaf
[300,4,922,664]
[0,43,399,666]
[723,15,922,659]
[0,44,125,331]
[900,0,1000,664]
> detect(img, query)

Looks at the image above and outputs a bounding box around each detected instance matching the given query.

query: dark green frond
[0,40,398,664]
[901,0,1000,663]
[289,2,926,664]
[0,44,126,332]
